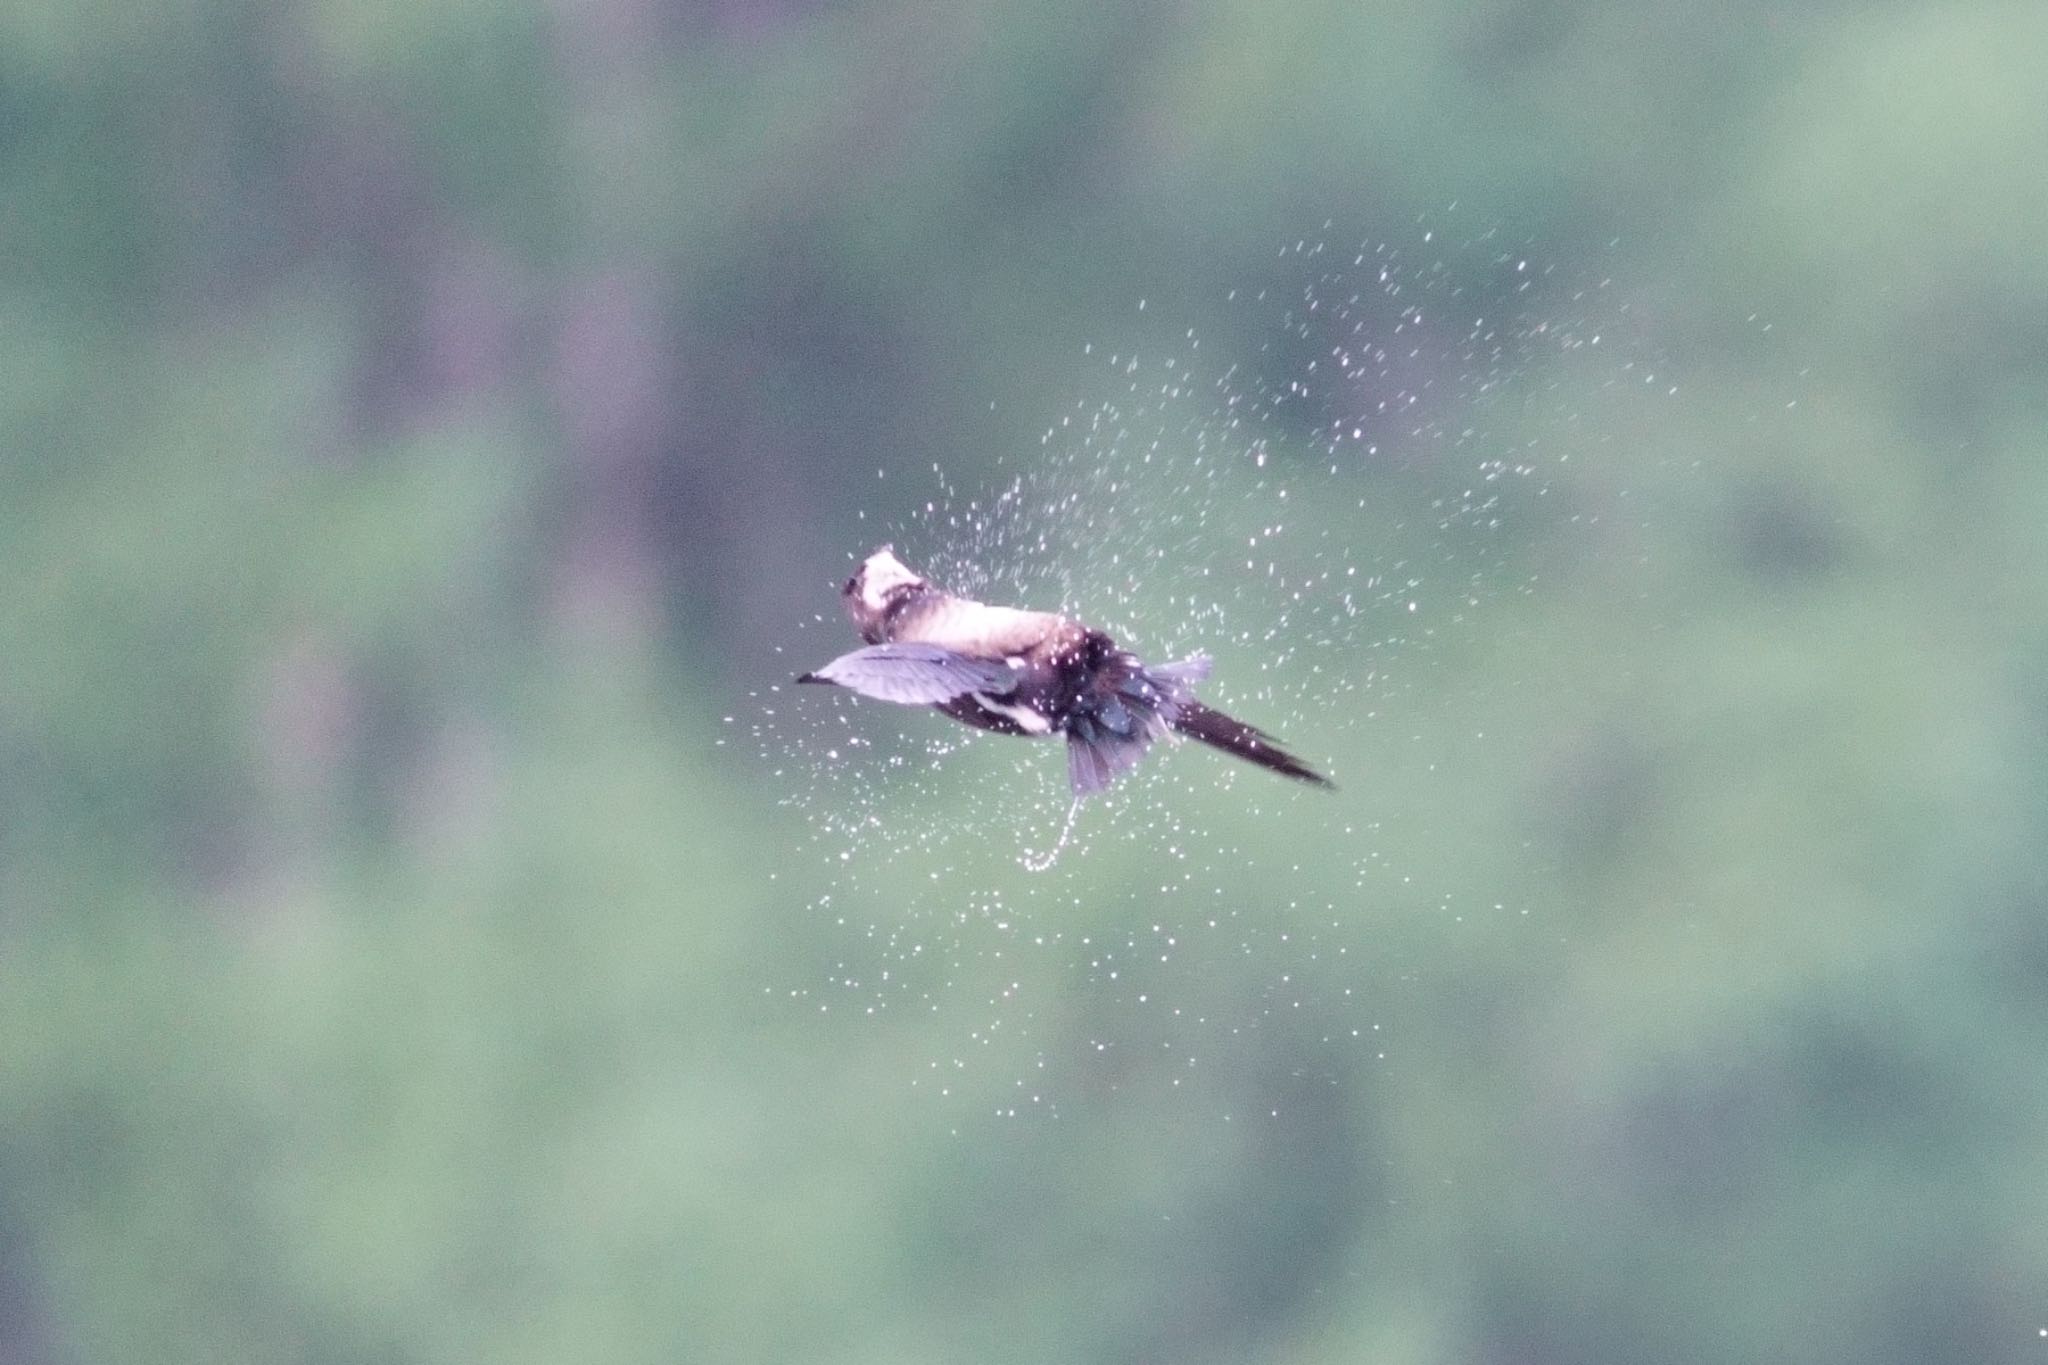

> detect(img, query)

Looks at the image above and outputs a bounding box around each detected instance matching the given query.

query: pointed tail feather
[1168,701,1333,788]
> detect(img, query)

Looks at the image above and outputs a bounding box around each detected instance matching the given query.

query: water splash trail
[1018,797,1085,872]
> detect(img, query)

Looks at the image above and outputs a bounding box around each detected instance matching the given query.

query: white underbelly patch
[971,692,1053,735]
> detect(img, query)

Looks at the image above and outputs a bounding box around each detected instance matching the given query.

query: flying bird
[797,547,1332,797]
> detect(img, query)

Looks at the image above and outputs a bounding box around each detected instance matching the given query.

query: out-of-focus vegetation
[4,2,2046,1362]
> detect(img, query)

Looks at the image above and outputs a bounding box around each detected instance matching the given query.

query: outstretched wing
[797,643,1019,706]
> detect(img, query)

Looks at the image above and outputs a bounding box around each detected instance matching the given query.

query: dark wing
[1062,652,1183,797]
[797,643,1019,705]
[1066,725,1154,796]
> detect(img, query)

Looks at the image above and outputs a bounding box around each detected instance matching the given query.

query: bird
[796,546,1332,797]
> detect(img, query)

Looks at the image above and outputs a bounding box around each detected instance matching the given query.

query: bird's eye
[842,574,860,595]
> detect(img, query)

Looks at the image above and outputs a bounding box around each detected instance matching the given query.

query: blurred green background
[5,1,2048,1361]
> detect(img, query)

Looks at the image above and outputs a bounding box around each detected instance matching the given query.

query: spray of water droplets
[730,223,1706,1118]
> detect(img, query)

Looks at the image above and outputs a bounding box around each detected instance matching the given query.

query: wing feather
[798,643,1019,706]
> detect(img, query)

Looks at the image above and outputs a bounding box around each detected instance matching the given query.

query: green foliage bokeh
[2,2,2045,1362]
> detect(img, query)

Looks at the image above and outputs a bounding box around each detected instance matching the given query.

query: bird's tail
[1167,700,1333,788]
[1064,652,1332,796]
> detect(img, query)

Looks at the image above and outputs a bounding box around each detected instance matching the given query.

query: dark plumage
[797,548,1333,798]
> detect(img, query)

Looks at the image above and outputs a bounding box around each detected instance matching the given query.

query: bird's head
[842,545,930,637]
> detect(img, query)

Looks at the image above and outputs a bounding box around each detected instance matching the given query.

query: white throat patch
[857,548,925,612]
